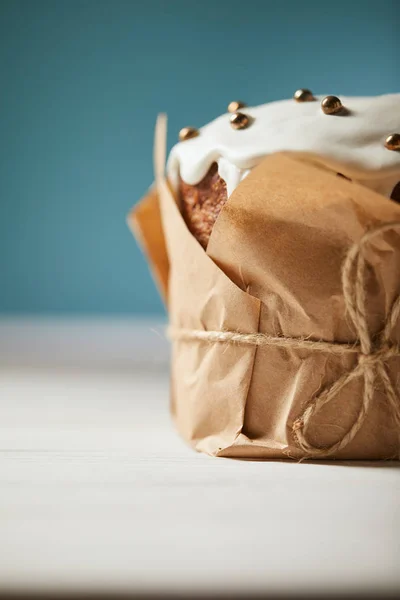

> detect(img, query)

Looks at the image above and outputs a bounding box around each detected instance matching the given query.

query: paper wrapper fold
[129,118,400,460]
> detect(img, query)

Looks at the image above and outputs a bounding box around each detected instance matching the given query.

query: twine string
[167,222,400,457]
[294,222,400,456]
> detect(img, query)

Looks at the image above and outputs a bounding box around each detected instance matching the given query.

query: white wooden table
[0,320,399,598]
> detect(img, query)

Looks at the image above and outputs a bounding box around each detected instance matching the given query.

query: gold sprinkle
[321,95,343,115]
[230,112,250,130]
[385,133,400,151]
[293,89,315,102]
[178,127,199,142]
[228,100,247,113]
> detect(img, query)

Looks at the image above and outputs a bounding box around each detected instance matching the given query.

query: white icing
[167,94,400,197]
[216,158,250,197]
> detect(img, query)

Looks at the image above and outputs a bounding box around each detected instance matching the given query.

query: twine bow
[293,222,400,457]
[168,222,400,457]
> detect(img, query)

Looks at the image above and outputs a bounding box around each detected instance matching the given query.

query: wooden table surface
[1,363,399,598]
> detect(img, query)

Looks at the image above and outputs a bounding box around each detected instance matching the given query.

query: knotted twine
[167,222,400,457]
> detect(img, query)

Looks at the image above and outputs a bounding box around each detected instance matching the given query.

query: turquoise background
[0,0,399,315]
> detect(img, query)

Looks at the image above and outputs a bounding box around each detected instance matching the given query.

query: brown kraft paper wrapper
[128,115,400,460]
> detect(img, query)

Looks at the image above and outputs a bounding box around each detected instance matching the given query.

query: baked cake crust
[179,163,227,249]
